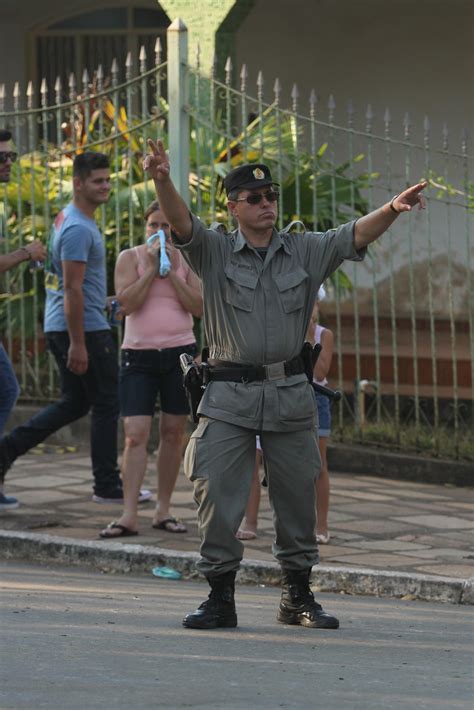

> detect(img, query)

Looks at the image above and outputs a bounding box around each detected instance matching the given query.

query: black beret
[223,163,276,195]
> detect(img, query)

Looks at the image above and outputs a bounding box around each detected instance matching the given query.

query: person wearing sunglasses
[144,138,426,632]
[0,129,46,511]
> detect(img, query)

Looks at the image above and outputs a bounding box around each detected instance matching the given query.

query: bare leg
[315,436,330,541]
[100,415,152,536]
[236,450,262,539]
[152,412,188,530]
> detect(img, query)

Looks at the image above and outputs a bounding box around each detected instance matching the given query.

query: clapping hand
[143,139,170,182]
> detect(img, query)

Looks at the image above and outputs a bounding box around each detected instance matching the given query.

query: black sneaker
[92,488,152,504]
[0,492,20,511]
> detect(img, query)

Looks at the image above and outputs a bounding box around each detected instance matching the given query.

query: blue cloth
[44,203,109,332]
[315,391,331,438]
[0,342,20,436]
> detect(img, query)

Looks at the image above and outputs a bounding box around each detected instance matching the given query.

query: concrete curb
[0,530,471,606]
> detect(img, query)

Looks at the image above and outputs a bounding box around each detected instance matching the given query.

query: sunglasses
[0,151,17,164]
[234,190,279,205]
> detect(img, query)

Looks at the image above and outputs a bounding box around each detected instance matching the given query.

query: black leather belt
[208,355,305,383]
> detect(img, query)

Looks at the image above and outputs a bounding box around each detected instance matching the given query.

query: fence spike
[139,45,147,73]
[155,37,162,65]
[225,56,232,85]
[68,73,76,100]
[13,82,20,99]
[96,64,104,94]
[125,51,133,82]
[423,115,430,150]
[195,42,201,69]
[0,84,4,113]
[328,94,336,122]
[273,77,281,97]
[240,64,247,92]
[13,82,20,111]
[40,79,48,108]
[383,107,391,138]
[461,128,468,156]
[403,112,410,139]
[442,122,449,150]
[257,70,264,89]
[309,88,317,107]
[365,103,373,132]
[291,83,299,111]
[82,67,90,93]
[26,81,34,109]
[54,76,61,105]
[347,98,354,128]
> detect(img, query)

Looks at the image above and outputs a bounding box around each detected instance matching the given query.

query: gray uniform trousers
[184,416,321,577]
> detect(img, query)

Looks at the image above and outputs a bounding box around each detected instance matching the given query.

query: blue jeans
[1,330,121,494]
[0,342,20,437]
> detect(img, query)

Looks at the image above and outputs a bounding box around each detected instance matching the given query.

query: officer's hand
[67,343,88,375]
[392,181,427,213]
[25,240,47,261]
[143,139,170,182]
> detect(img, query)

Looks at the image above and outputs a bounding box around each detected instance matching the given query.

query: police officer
[144,138,426,631]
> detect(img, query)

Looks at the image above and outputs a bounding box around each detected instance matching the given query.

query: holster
[301,341,321,384]
[179,348,209,424]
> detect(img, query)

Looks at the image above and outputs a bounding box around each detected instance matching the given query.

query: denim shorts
[315,392,331,438]
[119,343,197,417]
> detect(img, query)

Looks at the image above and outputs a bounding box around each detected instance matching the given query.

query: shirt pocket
[223,266,259,312]
[274,267,308,313]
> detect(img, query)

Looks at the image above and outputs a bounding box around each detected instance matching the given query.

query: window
[34,5,170,104]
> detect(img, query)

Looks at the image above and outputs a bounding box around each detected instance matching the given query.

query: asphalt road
[1,563,473,709]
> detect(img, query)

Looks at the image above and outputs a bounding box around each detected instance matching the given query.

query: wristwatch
[389,195,400,214]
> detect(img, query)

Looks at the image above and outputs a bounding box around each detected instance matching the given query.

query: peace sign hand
[392,181,428,214]
[143,139,170,182]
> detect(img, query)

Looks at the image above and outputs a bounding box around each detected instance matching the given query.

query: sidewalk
[1,445,473,602]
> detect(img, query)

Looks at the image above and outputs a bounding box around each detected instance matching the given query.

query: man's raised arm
[354,181,427,250]
[143,139,192,241]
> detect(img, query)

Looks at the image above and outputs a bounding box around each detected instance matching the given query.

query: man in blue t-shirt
[0,152,150,504]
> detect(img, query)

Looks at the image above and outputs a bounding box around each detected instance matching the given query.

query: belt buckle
[264,361,285,381]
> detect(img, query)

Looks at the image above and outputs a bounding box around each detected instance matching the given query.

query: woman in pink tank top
[100,202,203,539]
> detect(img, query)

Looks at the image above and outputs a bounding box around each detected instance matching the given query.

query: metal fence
[0,20,472,458]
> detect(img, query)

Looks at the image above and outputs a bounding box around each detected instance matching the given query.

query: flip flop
[152,517,187,533]
[236,529,257,540]
[100,521,138,539]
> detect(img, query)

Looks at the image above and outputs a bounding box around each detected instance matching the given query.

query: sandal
[100,521,138,539]
[152,517,187,533]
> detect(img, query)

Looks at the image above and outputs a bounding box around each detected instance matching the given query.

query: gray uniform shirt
[174,214,366,432]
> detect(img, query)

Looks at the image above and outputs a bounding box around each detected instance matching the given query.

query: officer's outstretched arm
[354,181,427,250]
[143,138,192,242]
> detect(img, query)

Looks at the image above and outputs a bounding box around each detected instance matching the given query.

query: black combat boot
[277,569,339,629]
[182,571,238,629]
